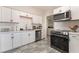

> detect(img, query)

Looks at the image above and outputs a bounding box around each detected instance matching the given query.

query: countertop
[0,29,42,33]
[0,30,36,33]
[52,29,71,32]
[52,29,79,32]
[52,29,79,35]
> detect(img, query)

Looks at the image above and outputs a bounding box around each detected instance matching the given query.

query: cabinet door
[0,7,2,21]
[22,32,28,45]
[13,33,22,48]
[26,19,33,29]
[2,7,12,22]
[0,33,12,52]
[29,31,35,43]
[47,15,53,28]
[70,6,79,20]
[12,9,21,22]
[26,31,35,44]
[15,11,31,30]
[26,31,31,44]
[69,34,79,53]
[33,15,42,24]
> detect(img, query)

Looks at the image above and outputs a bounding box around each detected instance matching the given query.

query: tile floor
[5,39,60,53]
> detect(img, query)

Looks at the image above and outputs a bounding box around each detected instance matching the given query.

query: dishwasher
[35,30,41,42]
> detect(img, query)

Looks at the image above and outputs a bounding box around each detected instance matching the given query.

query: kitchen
[0,6,79,53]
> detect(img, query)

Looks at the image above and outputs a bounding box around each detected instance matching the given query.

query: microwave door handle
[69,10,71,19]
[65,10,71,19]
[64,12,66,19]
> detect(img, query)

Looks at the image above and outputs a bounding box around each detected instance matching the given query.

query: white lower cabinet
[21,31,35,45]
[13,31,35,48]
[69,33,79,53]
[13,33,23,48]
[0,31,35,52]
[29,31,35,43]
[27,31,35,44]
[21,32,27,45]
[0,33,12,52]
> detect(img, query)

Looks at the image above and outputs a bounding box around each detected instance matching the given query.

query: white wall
[42,9,54,39]
[0,23,16,31]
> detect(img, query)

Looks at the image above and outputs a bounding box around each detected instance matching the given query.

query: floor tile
[5,39,60,53]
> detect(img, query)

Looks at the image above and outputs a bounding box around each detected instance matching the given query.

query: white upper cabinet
[26,19,33,29]
[19,11,26,16]
[12,10,28,30]
[2,7,12,22]
[19,12,33,30]
[12,9,21,22]
[33,15,42,24]
[0,7,2,21]
[70,6,79,20]
[53,6,70,14]
[12,9,27,22]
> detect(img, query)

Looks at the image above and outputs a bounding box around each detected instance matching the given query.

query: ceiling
[6,6,60,15]
[31,6,60,11]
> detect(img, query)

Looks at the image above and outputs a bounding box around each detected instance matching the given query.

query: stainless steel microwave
[53,10,71,21]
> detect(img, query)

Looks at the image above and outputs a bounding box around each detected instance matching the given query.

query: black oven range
[50,31,69,53]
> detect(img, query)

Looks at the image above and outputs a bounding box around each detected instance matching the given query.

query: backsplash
[54,21,79,31]
[0,23,16,32]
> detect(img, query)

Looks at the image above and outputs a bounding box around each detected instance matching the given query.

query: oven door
[50,35,69,52]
